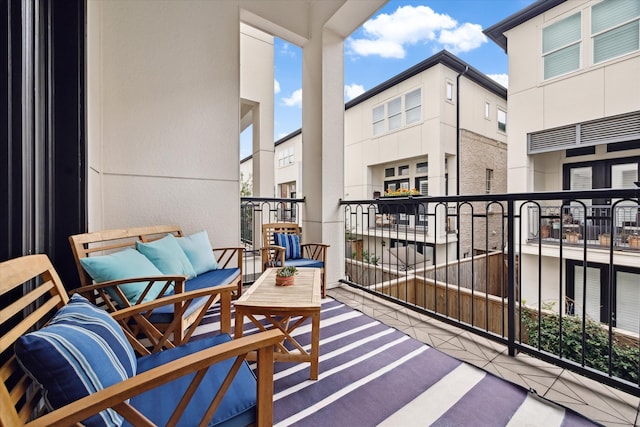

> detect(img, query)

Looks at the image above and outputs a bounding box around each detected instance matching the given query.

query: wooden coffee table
[234,267,322,379]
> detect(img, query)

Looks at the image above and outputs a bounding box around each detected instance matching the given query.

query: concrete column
[301,27,345,289]
[251,104,275,197]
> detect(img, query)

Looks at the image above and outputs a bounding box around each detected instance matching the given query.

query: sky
[241,0,537,159]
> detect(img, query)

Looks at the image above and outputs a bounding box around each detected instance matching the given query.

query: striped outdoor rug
[193,298,599,427]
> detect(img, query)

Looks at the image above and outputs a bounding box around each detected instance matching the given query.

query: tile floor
[327,284,640,427]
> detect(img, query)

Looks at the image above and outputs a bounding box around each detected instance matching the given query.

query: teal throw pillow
[176,230,218,274]
[80,248,172,306]
[136,234,197,279]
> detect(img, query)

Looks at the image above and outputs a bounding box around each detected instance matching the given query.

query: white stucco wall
[87,1,242,245]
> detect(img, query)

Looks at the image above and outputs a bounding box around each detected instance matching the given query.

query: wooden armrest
[26,330,284,427]
[212,246,244,269]
[301,243,329,261]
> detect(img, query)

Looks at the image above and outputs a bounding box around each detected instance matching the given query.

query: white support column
[301,26,345,290]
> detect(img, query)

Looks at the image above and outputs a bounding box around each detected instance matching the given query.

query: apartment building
[486,0,640,332]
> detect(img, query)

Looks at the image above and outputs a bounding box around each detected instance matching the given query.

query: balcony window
[543,12,581,79]
[385,167,395,178]
[398,165,409,176]
[592,0,640,64]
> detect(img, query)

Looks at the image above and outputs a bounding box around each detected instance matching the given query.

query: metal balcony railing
[339,189,640,397]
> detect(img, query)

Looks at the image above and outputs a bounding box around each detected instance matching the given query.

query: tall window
[497,108,507,132]
[445,81,453,102]
[542,12,581,79]
[372,105,385,136]
[486,169,494,194]
[485,101,490,120]
[387,97,402,131]
[278,147,294,167]
[405,88,422,124]
[592,0,640,64]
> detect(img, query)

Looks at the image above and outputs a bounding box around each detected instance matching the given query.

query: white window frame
[497,108,507,133]
[405,88,422,125]
[591,0,640,64]
[445,81,454,102]
[372,105,385,136]
[485,101,491,120]
[542,12,582,80]
[387,97,402,131]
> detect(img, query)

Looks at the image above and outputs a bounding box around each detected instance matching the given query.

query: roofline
[275,128,301,147]
[344,50,506,110]
[484,0,567,52]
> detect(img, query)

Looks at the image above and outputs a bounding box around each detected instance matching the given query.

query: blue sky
[241,0,536,159]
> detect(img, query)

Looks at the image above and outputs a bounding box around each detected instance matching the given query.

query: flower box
[376,196,424,216]
[599,234,611,246]
[629,235,640,249]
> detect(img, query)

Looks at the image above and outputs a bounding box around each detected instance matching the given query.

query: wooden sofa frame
[0,254,283,427]
[69,225,244,343]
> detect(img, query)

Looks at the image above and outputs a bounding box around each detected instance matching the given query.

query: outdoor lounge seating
[69,225,243,343]
[260,222,329,297]
[0,254,283,426]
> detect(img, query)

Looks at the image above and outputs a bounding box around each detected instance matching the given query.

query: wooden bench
[0,254,283,426]
[69,225,243,343]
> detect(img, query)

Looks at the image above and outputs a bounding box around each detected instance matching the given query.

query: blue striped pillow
[274,233,302,260]
[15,294,136,427]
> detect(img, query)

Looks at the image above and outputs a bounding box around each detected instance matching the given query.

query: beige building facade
[486,0,640,331]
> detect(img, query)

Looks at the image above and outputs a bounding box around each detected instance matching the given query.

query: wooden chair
[69,225,243,343]
[0,254,283,426]
[260,222,329,297]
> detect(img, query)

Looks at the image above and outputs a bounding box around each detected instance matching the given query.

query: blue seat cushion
[148,268,240,324]
[15,294,137,427]
[265,258,324,269]
[129,333,256,427]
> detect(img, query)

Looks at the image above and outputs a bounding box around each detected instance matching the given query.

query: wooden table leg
[310,309,320,380]
[234,307,245,338]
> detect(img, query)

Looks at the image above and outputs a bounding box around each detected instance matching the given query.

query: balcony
[242,188,640,417]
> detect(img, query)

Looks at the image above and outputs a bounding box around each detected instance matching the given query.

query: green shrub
[522,310,639,383]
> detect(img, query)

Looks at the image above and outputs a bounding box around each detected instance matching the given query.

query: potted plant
[628,234,640,249]
[275,266,298,286]
[599,233,611,246]
[565,231,580,244]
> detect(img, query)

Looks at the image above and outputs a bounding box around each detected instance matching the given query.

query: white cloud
[282,89,302,107]
[344,83,365,101]
[274,79,281,94]
[348,5,487,58]
[438,23,487,54]
[487,73,509,89]
[280,42,296,57]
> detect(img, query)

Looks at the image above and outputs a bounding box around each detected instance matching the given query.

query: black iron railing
[240,197,304,283]
[340,189,640,396]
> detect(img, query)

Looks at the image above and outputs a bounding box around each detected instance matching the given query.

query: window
[385,167,395,178]
[486,169,494,194]
[445,81,453,102]
[398,165,409,176]
[416,162,428,174]
[497,108,507,132]
[592,0,640,64]
[372,105,385,136]
[485,102,490,119]
[416,177,428,196]
[388,97,402,131]
[568,261,640,334]
[405,88,422,124]
[542,12,581,79]
[278,147,294,167]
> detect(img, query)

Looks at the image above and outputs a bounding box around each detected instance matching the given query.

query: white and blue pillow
[15,294,136,427]
[273,233,302,260]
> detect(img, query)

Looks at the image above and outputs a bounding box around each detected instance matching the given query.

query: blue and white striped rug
[193,298,599,427]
